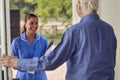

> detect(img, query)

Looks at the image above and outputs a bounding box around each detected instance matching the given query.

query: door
[0,0,12,80]
[0,20,2,80]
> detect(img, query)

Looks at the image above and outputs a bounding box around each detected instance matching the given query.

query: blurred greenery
[10,0,72,22]
[10,0,72,45]
[10,0,36,19]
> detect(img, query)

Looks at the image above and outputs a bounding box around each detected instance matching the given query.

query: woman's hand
[1,54,18,70]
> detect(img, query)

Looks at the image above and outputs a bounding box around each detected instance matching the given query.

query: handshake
[1,54,19,69]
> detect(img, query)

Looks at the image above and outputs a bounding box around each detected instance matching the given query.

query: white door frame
[0,0,12,80]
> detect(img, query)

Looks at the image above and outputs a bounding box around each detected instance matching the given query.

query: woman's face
[25,17,38,34]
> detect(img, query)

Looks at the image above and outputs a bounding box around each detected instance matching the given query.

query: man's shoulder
[67,22,82,32]
[99,20,114,32]
[102,20,113,27]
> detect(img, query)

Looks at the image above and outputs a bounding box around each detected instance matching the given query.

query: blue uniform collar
[80,14,100,23]
[21,32,40,42]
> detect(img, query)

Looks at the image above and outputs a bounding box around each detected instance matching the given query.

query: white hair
[79,0,99,13]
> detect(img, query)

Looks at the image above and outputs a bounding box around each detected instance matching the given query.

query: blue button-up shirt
[18,14,117,80]
[12,33,48,80]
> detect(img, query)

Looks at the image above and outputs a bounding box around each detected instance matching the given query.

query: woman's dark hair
[22,13,38,33]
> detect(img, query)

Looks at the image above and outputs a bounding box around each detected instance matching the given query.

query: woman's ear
[24,22,26,28]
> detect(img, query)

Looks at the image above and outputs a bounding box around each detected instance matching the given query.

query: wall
[100,0,120,80]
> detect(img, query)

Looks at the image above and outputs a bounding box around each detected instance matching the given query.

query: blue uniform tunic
[11,32,48,80]
[18,14,117,80]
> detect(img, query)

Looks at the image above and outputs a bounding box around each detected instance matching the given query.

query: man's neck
[82,11,97,17]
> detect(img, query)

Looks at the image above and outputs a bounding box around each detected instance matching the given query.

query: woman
[11,13,48,80]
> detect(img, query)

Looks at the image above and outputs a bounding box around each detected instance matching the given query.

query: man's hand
[1,54,18,69]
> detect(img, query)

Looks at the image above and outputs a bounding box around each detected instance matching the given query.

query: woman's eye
[30,22,34,25]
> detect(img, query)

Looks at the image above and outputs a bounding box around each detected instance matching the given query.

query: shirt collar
[21,32,40,42]
[80,14,100,23]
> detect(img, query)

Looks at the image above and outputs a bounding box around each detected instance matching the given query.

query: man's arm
[1,30,75,72]
[18,30,76,71]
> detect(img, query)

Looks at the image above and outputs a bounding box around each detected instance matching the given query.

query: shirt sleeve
[18,30,76,71]
[11,39,19,57]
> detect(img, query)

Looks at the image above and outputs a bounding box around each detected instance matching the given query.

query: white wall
[72,0,80,24]
[100,0,120,80]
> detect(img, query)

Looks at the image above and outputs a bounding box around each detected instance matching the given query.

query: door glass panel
[0,20,1,45]
[0,48,1,54]
[0,21,1,55]
[0,22,1,57]
[0,22,1,45]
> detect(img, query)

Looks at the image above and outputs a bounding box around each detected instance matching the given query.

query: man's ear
[76,0,83,17]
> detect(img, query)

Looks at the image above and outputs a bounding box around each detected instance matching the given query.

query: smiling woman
[9,0,72,79]
[10,13,48,80]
